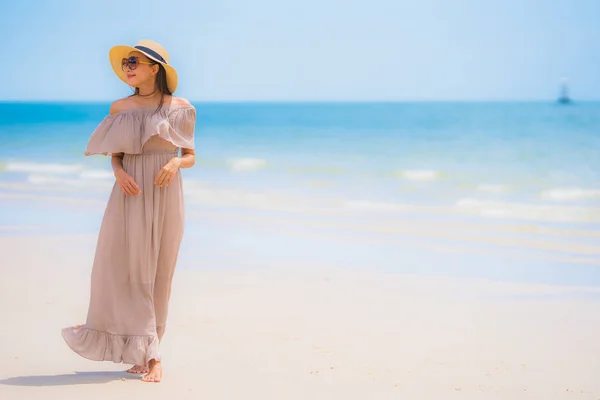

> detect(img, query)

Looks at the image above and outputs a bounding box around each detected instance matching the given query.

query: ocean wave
[4,177,600,225]
[2,161,83,174]
[184,181,276,208]
[0,160,113,184]
[476,184,509,194]
[79,169,114,180]
[540,187,600,202]
[284,165,346,175]
[226,157,268,172]
[395,169,440,181]
[27,174,113,188]
[343,200,413,212]
[184,180,335,211]
[343,198,600,223]
[455,198,600,223]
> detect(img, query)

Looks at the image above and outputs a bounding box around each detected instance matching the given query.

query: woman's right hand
[115,169,141,196]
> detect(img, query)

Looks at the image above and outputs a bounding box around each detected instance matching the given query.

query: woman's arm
[176,147,195,169]
[112,152,141,195]
[111,152,125,175]
[107,99,142,195]
[155,148,195,187]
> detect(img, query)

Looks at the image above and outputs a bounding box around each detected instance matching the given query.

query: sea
[1,101,599,287]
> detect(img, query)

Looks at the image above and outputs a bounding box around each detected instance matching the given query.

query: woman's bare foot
[141,359,162,383]
[126,364,149,374]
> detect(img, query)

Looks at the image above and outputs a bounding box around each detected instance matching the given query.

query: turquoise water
[1,101,599,285]
[2,101,599,212]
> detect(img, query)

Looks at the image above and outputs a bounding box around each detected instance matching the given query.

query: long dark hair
[132,61,172,113]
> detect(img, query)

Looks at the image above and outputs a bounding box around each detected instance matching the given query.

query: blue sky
[1,0,598,101]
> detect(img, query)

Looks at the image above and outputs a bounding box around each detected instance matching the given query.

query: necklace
[137,89,157,98]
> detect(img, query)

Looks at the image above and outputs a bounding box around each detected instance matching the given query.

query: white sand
[1,234,600,399]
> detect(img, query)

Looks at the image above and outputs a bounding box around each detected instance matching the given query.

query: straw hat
[109,39,178,93]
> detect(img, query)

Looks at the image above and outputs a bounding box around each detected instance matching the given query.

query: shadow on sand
[0,370,141,386]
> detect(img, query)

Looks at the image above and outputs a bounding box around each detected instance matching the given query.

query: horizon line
[1,99,599,104]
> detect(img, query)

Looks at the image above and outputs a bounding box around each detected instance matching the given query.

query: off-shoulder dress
[61,104,196,366]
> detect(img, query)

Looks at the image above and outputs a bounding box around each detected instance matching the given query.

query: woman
[62,40,196,383]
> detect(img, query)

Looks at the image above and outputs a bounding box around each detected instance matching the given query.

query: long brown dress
[62,104,196,366]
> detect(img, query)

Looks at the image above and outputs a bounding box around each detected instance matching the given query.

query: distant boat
[557,80,571,104]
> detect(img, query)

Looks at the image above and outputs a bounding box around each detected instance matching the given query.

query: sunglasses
[121,56,154,71]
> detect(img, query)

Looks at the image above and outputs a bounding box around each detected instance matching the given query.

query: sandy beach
[1,232,599,400]
[1,0,600,395]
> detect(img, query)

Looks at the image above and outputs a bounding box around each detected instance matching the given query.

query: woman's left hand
[155,157,181,187]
